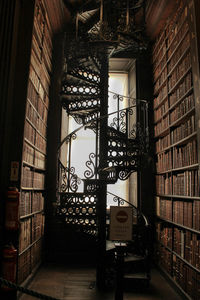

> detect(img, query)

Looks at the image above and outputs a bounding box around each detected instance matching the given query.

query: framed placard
[109,206,133,241]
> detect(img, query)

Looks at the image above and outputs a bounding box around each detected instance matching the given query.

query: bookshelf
[17,0,53,284]
[153,1,200,299]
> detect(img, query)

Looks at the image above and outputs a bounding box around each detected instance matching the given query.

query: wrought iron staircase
[56,0,150,290]
[56,41,150,289]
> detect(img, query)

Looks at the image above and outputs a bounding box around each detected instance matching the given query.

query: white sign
[109,206,133,241]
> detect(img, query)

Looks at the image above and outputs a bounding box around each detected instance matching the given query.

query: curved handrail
[107,191,149,227]
[58,93,148,151]
[58,104,135,150]
[108,90,147,103]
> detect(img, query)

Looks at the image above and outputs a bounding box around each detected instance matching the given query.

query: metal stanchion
[114,244,125,300]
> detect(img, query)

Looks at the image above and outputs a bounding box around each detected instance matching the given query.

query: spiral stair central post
[96,51,109,289]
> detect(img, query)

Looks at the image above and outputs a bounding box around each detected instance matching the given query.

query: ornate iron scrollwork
[113,195,125,206]
[58,192,98,230]
[72,114,84,125]
[59,164,81,193]
[84,152,97,179]
[110,110,126,133]
[118,168,135,181]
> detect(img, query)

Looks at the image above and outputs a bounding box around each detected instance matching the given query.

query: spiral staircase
[56,0,151,291]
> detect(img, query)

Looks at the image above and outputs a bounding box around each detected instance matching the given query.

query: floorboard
[19,264,184,300]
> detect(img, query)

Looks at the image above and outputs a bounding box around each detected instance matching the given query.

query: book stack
[152,1,200,298]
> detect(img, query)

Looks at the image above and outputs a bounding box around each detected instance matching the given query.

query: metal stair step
[64,72,100,87]
[124,272,149,280]
[67,66,100,85]
[61,81,100,97]
[124,254,146,263]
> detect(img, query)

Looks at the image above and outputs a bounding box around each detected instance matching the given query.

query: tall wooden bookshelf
[152,0,200,299]
[17,0,53,284]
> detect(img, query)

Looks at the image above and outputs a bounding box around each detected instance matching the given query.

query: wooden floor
[19,263,184,300]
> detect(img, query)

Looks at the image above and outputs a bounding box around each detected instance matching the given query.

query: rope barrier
[0,277,60,300]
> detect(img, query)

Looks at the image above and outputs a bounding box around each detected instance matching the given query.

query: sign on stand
[109,206,133,241]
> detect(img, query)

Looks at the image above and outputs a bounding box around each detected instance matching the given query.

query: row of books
[23,141,46,169]
[155,243,172,274]
[32,213,45,242]
[174,228,200,269]
[155,169,199,196]
[19,213,44,253]
[154,83,168,108]
[155,133,171,153]
[27,78,38,109]
[156,242,200,300]
[167,32,190,74]
[155,197,172,221]
[18,247,31,284]
[152,37,166,68]
[154,114,169,137]
[154,77,193,123]
[29,64,40,94]
[21,166,45,189]
[154,97,169,123]
[27,90,48,128]
[32,24,53,74]
[19,218,31,252]
[24,120,47,154]
[29,61,50,108]
[24,120,35,146]
[168,52,191,92]
[20,191,44,217]
[41,36,52,74]
[169,72,193,107]
[23,142,34,166]
[156,196,200,230]
[35,131,47,154]
[20,192,32,217]
[156,174,172,195]
[153,5,187,69]
[173,139,197,168]
[167,7,188,57]
[28,73,49,118]
[173,254,200,300]
[156,223,172,249]
[35,150,46,169]
[173,200,193,228]
[170,93,194,124]
[173,170,199,197]
[30,45,51,98]
[152,26,166,61]
[153,59,167,87]
[33,9,53,73]
[156,138,197,172]
[17,238,43,284]
[34,1,46,48]
[156,150,172,172]
[31,238,43,270]
[171,114,195,144]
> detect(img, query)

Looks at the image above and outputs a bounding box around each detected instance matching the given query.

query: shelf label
[10,161,19,181]
[109,206,132,241]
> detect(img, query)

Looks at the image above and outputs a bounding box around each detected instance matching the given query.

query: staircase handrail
[58,94,148,151]
[108,90,147,103]
[107,191,149,227]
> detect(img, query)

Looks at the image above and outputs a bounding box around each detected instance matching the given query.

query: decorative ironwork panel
[58,162,81,193]
[64,97,100,111]
[84,153,98,179]
[68,67,100,85]
[58,192,97,229]
[83,179,101,193]
[61,82,100,96]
